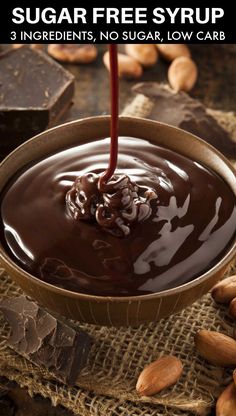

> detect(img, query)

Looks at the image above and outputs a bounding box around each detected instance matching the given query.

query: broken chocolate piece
[0,46,74,149]
[132,83,236,158]
[0,296,92,385]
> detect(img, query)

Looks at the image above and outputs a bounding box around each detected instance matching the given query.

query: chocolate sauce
[0,45,236,296]
[65,172,157,237]
[65,44,157,237]
[101,44,119,183]
[1,137,236,296]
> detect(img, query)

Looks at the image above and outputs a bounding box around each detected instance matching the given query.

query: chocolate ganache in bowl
[0,45,236,325]
[1,135,236,297]
[0,116,236,325]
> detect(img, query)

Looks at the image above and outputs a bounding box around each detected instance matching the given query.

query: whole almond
[212,275,236,304]
[125,44,158,68]
[195,330,236,367]
[136,355,183,396]
[12,44,43,50]
[156,44,191,62]
[216,383,236,416]
[48,44,98,64]
[168,56,198,92]
[103,51,143,79]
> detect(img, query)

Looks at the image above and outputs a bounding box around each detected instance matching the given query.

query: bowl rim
[0,115,236,302]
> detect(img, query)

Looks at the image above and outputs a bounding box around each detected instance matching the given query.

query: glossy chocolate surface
[1,136,236,296]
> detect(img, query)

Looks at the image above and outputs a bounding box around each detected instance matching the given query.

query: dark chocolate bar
[0,296,92,385]
[133,83,236,158]
[0,46,74,148]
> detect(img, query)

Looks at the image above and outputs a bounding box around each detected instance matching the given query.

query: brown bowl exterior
[0,116,236,326]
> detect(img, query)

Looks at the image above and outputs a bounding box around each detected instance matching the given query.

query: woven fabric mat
[0,95,236,416]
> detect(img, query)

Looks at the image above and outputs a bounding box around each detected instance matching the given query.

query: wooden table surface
[1,44,236,416]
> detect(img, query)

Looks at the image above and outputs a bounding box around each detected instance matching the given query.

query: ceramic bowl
[0,116,236,326]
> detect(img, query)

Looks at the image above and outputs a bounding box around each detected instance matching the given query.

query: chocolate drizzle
[100,44,119,184]
[65,45,158,237]
[66,172,100,221]
[66,173,157,237]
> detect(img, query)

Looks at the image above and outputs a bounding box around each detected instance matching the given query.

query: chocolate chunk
[0,46,74,150]
[0,296,92,385]
[133,83,236,158]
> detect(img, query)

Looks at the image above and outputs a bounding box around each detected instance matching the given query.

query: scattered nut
[12,44,24,49]
[195,330,236,367]
[216,383,236,416]
[47,44,98,64]
[156,44,191,62]
[125,44,158,68]
[212,276,236,304]
[136,355,183,396]
[168,56,198,92]
[103,51,143,79]
[12,44,43,50]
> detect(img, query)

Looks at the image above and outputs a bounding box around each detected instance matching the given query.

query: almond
[168,56,198,92]
[216,383,236,416]
[156,44,191,62]
[103,51,143,79]
[212,275,236,304]
[12,44,43,50]
[125,44,158,68]
[48,44,98,64]
[136,355,183,396]
[195,330,236,367]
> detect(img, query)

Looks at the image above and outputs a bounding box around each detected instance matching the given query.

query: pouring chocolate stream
[66,45,157,237]
[101,44,119,184]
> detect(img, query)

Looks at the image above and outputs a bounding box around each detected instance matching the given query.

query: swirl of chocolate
[66,173,157,237]
[66,172,100,220]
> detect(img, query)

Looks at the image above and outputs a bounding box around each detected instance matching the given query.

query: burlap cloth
[0,94,236,416]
